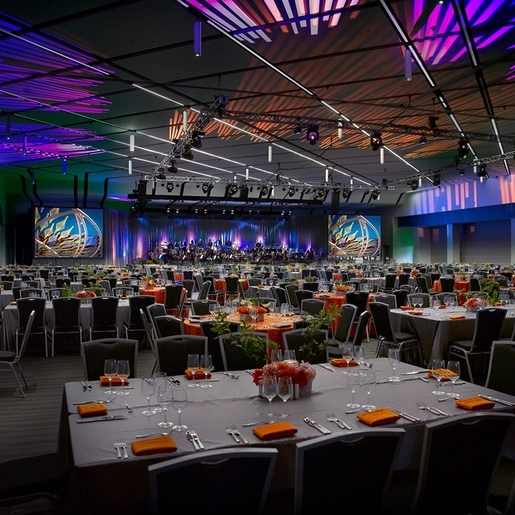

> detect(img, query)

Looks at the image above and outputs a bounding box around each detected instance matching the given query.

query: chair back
[191,300,217,316]
[248,277,263,287]
[416,275,430,294]
[407,293,431,308]
[345,291,369,317]
[282,328,329,364]
[164,284,184,312]
[439,277,455,292]
[20,288,44,298]
[219,332,268,371]
[332,304,358,345]
[225,276,239,293]
[470,277,481,292]
[470,308,507,353]
[52,297,81,328]
[197,280,211,300]
[182,279,195,298]
[295,429,405,513]
[199,321,240,373]
[352,310,372,347]
[126,295,155,328]
[410,413,514,513]
[81,338,138,380]
[368,302,396,341]
[486,342,515,396]
[147,302,166,321]
[300,298,326,315]
[155,335,208,376]
[392,289,409,308]
[397,274,411,287]
[285,284,300,307]
[374,293,397,309]
[148,448,278,515]
[271,286,287,306]
[294,290,314,307]
[154,315,184,338]
[384,274,397,289]
[302,282,319,292]
[55,278,71,288]
[16,297,46,331]
[90,296,119,338]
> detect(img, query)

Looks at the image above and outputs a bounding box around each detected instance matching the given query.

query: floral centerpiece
[334,282,354,295]
[458,278,500,307]
[252,361,316,390]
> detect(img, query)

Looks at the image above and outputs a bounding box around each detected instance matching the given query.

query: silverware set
[304,417,331,434]
[416,401,449,416]
[80,380,92,391]
[325,413,351,430]
[226,424,249,444]
[186,430,205,450]
[73,396,116,405]
[114,439,128,459]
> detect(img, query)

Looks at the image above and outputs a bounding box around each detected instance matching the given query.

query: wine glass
[152,372,167,413]
[103,358,117,395]
[346,371,361,409]
[187,353,200,387]
[282,349,297,362]
[387,348,400,382]
[261,376,277,418]
[342,343,354,375]
[157,383,173,428]
[200,354,214,388]
[446,360,461,398]
[433,298,441,311]
[249,305,259,326]
[116,359,130,396]
[209,302,217,318]
[141,376,156,416]
[171,386,188,432]
[431,358,446,396]
[361,370,376,410]
[280,303,289,319]
[354,345,365,368]
[277,376,293,418]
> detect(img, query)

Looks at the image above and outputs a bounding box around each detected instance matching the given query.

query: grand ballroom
[0,0,514,268]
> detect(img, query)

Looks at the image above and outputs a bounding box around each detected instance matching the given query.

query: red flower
[252,361,316,388]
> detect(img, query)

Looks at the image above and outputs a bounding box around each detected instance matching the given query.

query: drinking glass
[433,298,441,311]
[361,370,376,410]
[187,353,200,387]
[342,343,354,375]
[431,358,446,396]
[249,305,259,326]
[200,354,214,388]
[116,359,130,396]
[152,372,167,413]
[261,376,277,418]
[277,376,293,418]
[171,386,188,432]
[387,348,400,382]
[209,302,217,317]
[157,383,173,428]
[446,360,461,398]
[346,371,361,409]
[270,349,283,363]
[282,349,297,362]
[354,346,365,368]
[280,303,289,319]
[141,376,156,416]
[103,359,117,395]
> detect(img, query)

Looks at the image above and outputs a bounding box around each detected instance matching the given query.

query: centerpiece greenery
[457,278,500,306]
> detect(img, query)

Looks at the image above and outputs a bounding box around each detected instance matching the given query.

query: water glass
[431,358,446,396]
[387,348,400,382]
[277,376,293,418]
[361,370,376,410]
[446,360,461,398]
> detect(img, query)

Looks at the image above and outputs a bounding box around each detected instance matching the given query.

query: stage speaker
[137,180,147,204]
[331,189,340,215]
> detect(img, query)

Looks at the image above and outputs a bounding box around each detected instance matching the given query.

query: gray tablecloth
[62,358,515,514]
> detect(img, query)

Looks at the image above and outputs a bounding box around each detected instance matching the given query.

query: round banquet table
[139,287,165,304]
[314,292,346,310]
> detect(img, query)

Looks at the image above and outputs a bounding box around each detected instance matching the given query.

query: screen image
[34,207,104,258]
[328,215,381,259]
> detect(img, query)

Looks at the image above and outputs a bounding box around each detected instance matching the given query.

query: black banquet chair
[47,296,84,356]
[15,297,48,356]
[295,429,405,514]
[155,334,207,376]
[121,294,155,344]
[148,448,278,515]
[89,296,120,340]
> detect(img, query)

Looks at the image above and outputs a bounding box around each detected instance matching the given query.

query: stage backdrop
[328,215,381,259]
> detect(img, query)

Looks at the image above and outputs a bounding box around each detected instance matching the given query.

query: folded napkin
[357,408,401,426]
[428,368,457,382]
[456,396,495,411]
[449,315,465,320]
[9,301,16,305]
[252,421,298,440]
[77,403,108,417]
[409,311,424,315]
[400,306,412,310]
[185,370,211,380]
[439,304,447,309]
[99,376,129,386]
[330,358,358,367]
[131,435,177,456]
[272,323,292,328]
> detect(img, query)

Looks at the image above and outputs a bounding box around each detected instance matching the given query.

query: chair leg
[9,363,26,397]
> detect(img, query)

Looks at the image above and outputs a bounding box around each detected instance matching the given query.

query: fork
[231,424,249,444]
[135,431,171,438]
[416,401,441,415]
[114,439,128,458]
[326,413,351,430]
[226,426,240,443]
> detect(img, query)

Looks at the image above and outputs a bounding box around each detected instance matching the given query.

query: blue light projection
[328,215,381,258]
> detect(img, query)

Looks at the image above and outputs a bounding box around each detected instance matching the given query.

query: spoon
[124,403,133,413]
[135,431,172,438]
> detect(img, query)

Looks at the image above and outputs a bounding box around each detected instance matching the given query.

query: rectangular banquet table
[1,299,130,351]
[390,306,515,365]
[61,358,515,515]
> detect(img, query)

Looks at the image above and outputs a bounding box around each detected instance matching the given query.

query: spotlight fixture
[419,135,427,144]
[476,164,488,177]
[260,185,269,196]
[409,179,419,191]
[432,173,441,186]
[428,116,440,136]
[191,130,205,149]
[341,187,351,199]
[167,159,178,173]
[287,186,296,197]
[370,132,383,151]
[230,183,239,195]
[156,166,167,180]
[315,188,325,199]
[166,182,174,192]
[182,145,194,160]
[457,138,469,159]
[306,124,319,145]
[202,183,212,194]
[293,124,302,135]
[381,178,389,190]
[371,188,380,200]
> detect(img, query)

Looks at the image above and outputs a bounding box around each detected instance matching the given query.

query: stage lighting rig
[306,124,319,145]
[370,132,383,151]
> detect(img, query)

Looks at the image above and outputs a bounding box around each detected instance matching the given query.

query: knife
[318,363,335,372]
[304,417,331,434]
[478,394,515,407]
[391,410,420,423]
[401,370,430,375]
[186,431,200,451]
[80,381,87,392]
[85,381,92,391]
[76,415,128,423]
[190,430,205,450]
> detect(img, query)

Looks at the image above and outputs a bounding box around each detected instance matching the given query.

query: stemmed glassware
[346,371,361,409]
[282,349,297,362]
[361,370,376,410]
[187,353,200,387]
[261,376,277,418]
[446,360,461,398]
[171,386,188,432]
[280,303,289,320]
[200,354,214,388]
[354,346,365,368]
[387,348,400,382]
[431,358,446,396]
[116,360,130,396]
[249,305,259,326]
[103,359,117,395]
[141,376,156,416]
[433,298,441,311]
[152,372,167,413]
[342,343,354,374]
[209,302,217,318]
[277,376,293,418]
[157,383,173,428]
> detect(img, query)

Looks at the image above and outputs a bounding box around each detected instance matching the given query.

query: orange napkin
[131,436,177,456]
[357,408,401,426]
[456,396,495,411]
[185,370,211,380]
[409,311,424,315]
[400,306,412,310]
[449,315,465,320]
[99,376,129,386]
[330,359,359,367]
[253,421,298,440]
[77,403,108,417]
[9,301,16,305]
[428,368,457,382]
[439,304,447,309]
